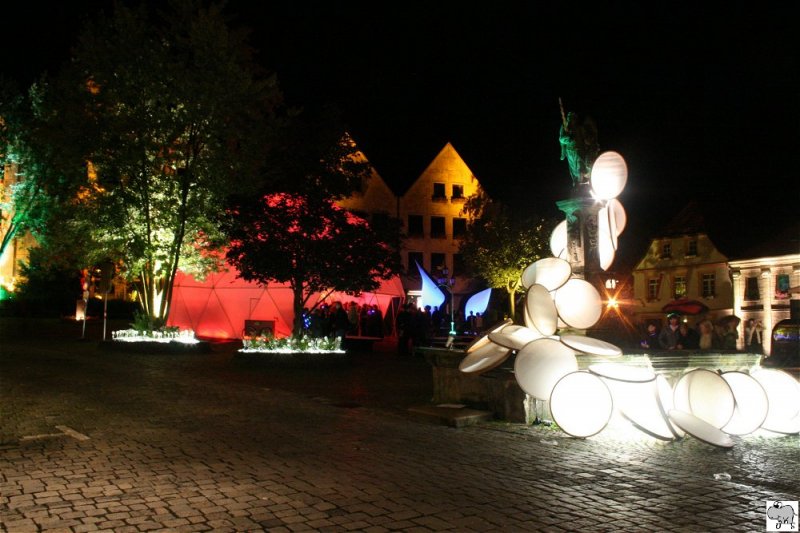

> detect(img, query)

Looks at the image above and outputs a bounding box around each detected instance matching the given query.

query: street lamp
[436,267,457,337]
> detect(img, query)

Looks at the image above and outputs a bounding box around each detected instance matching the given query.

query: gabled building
[338,142,487,307]
[631,201,733,329]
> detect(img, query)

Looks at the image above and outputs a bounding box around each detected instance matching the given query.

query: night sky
[6,2,798,268]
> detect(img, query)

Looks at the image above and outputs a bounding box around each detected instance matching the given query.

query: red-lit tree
[225,193,401,336]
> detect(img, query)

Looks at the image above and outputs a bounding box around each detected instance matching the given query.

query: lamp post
[436,267,457,337]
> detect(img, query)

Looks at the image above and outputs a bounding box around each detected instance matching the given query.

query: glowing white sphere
[550,371,613,438]
[673,369,735,429]
[590,151,627,200]
[521,257,571,291]
[550,220,568,258]
[668,409,735,448]
[526,284,558,336]
[559,335,621,357]
[720,371,769,436]
[751,368,800,433]
[458,340,511,374]
[514,338,578,400]
[553,278,602,329]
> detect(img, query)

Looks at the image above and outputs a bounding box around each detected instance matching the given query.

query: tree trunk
[292,282,305,337]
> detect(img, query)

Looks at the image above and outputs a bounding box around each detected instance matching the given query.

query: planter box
[235,350,351,367]
[99,340,212,354]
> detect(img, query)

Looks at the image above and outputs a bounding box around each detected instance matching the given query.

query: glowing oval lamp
[668,409,735,448]
[560,335,621,357]
[521,257,572,291]
[673,369,735,429]
[721,371,769,436]
[514,338,578,400]
[458,340,511,374]
[416,260,445,310]
[550,220,568,258]
[607,198,627,236]
[589,362,655,383]
[590,151,627,200]
[526,284,558,336]
[751,368,800,433]
[488,326,543,351]
[554,278,602,329]
[550,371,613,438]
[598,206,615,270]
[608,379,674,441]
[465,288,492,317]
[655,375,684,438]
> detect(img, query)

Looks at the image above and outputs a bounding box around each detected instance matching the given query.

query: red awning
[661,299,709,316]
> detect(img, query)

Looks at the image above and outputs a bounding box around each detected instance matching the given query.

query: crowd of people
[639,313,764,353]
[304,301,385,340]
[395,303,496,355]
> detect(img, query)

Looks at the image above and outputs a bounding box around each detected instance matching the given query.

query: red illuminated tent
[167,266,405,340]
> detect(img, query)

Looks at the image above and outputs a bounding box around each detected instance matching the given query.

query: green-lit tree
[30,2,279,326]
[459,192,555,320]
[225,193,401,336]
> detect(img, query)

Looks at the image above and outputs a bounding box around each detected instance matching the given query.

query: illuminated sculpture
[460,112,800,446]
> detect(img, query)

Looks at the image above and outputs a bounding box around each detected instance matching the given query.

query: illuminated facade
[729,225,800,355]
[631,203,733,330]
[0,163,37,294]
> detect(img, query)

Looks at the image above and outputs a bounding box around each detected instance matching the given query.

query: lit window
[702,274,715,298]
[776,274,790,299]
[674,276,687,298]
[648,279,659,300]
[661,242,671,259]
[745,277,760,300]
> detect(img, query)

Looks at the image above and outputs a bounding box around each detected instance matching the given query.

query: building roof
[728,221,800,261]
[657,200,708,237]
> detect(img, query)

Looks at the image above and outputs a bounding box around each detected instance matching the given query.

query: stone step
[407,404,493,428]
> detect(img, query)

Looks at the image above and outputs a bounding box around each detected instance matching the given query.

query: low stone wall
[99,340,212,354]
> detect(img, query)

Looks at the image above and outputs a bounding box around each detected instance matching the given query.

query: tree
[225,193,401,335]
[459,191,555,320]
[31,1,279,326]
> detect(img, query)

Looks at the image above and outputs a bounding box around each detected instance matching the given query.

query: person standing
[745,319,764,354]
[658,313,682,349]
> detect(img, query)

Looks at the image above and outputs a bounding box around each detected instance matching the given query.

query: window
[702,273,716,298]
[407,215,423,236]
[453,253,465,276]
[431,216,446,238]
[686,240,698,257]
[407,252,423,276]
[745,277,760,300]
[452,217,467,238]
[431,253,446,272]
[648,278,659,300]
[451,184,465,200]
[673,275,687,298]
[776,274,790,299]
[661,242,671,259]
[432,182,446,200]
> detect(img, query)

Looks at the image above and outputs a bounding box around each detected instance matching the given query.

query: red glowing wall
[168,266,405,340]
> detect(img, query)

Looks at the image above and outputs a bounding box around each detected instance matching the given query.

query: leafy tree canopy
[225,193,401,335]
[28,0,280,322]
[459,191,556,319]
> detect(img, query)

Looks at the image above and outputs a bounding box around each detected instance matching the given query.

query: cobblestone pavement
[1,319,798,532]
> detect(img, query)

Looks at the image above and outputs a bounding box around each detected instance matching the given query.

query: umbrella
[661,299,709,316]
[715,315,741,329]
